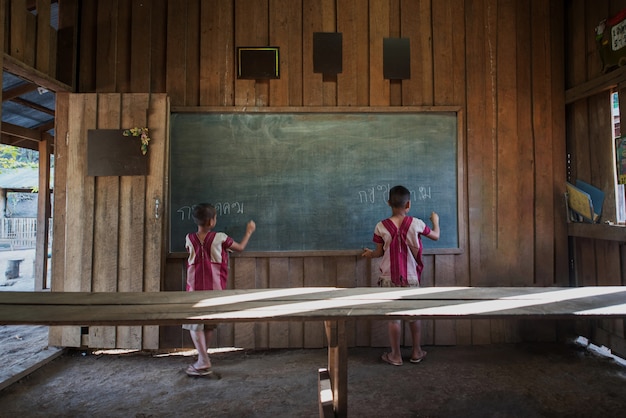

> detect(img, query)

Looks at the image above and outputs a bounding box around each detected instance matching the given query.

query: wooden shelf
[567,222,626,242]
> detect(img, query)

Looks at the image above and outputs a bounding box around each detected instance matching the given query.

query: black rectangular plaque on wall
[313,32,343,74]
[237,47,280,79]
[383,38,411,80]
[87,129,148,176]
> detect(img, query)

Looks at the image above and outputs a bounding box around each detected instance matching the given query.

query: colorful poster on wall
[617,136,626,184]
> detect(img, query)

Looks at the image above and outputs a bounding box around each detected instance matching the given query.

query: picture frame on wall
[237,47,280,79]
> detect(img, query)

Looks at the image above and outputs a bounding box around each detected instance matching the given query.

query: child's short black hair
[388,185,411,208]
[191,203,216,226]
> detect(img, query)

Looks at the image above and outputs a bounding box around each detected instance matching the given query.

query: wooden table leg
[324,320,347,418]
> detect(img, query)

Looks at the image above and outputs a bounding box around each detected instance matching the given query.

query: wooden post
[34,135,51,290]
[324,320,347,418]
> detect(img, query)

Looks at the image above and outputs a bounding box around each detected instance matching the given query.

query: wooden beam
[565,65,626,104]
[318,368,335,418]
[1,121,41,141]
[35,120,55,132]
[0,121,43,150]
[35,135,52,290]
[11,96,55,115]
[2,82,38,101]
[568,223,626,242]
[0,134,39,151]
[325,320,347,418]
[3,53,72,93]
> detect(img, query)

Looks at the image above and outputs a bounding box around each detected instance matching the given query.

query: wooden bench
[2,286,626,417]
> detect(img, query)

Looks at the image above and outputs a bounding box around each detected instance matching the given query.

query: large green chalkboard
[169,110,459,253]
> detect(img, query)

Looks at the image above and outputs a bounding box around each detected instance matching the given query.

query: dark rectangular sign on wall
[237,47,280,79]
[313,32,343,74]
[87,129,148,176]
[383,38,411,80]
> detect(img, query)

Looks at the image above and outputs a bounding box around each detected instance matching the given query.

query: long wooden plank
[117,93,149,349]
[302,0,325,106]
[268,0,291,107]
[49,92,69,346]
[90,93,121,348]
[129,0,151,92]
[115,0,131,93]
[10,0,27,62]
[234,0,268,107]
[34,136,51,291]
[2,287,626,307]
[62,94,97,347]
[35,0,51,74]
[10,286,623,305]
[233,258,257,348]
[199,0,234,106]
[3,287,626,326]
[532,0,555,287]
[268,258,290,348]
[401,0,433,106]
[150,0,167,93]
[336,0,368,106]
[142,94,169,349]
[368,0,389,106]
[185,0,200,106]
[165,0,187,105]
[95,0,117,92]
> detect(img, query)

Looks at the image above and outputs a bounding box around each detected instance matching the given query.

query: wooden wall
[49,93,169,350]
[565,0,626,357]
[53,0,569,350]
[2,0,57,77]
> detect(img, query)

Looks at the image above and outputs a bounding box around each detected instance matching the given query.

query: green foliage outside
[0,144,39,171]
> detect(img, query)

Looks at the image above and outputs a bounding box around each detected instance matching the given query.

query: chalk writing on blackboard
[358,184,432,204]
[176,202,246,220]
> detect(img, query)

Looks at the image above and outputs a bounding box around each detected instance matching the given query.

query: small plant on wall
[123,127,151,155]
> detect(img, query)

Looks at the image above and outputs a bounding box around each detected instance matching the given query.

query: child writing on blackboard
[362,185,440,366]
[183,203,256,376]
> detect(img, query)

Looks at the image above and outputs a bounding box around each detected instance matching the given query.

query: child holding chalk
[362,185,440,366]
[183,203,256,376]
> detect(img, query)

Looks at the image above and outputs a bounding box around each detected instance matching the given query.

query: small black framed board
[169,107,462,254]
[87,129,148,176]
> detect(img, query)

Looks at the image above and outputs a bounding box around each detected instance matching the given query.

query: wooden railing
[0,218,51,250]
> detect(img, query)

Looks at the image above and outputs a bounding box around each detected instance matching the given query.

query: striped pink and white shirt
[185,231,234,291]
[372,216,431,287]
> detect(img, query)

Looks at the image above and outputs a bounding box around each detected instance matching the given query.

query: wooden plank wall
[3,0,57,78]
[565,0,626,357]
[49,93,169,349]
[61,0,568,350]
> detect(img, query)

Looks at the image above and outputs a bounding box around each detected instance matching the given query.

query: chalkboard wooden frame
[168,106,465,257]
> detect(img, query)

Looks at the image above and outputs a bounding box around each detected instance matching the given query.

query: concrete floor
[1,342,626,417]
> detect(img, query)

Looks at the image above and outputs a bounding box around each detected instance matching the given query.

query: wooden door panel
[50,93,169,349]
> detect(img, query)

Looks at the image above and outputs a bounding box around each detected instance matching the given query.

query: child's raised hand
[246,220,256,235]
[430,212,439,224]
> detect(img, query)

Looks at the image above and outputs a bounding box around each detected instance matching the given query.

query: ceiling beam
[0,133,39,151]
[35,120,55,133]
[1,121,41,142]
[11,97,55,116]
[0,121,55,151]
[2,82,38,101]
[3,53,72,93]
